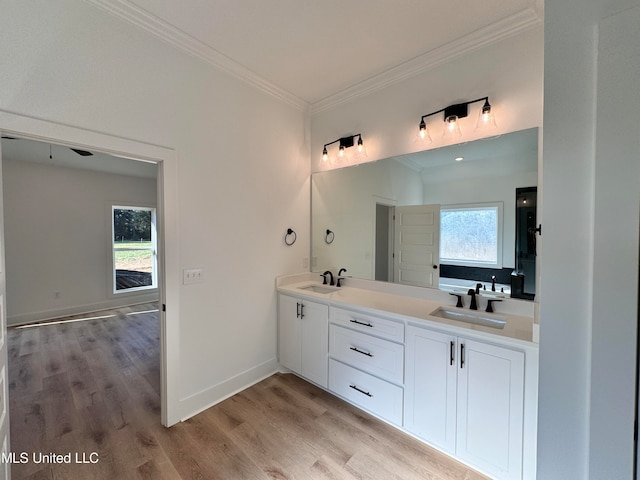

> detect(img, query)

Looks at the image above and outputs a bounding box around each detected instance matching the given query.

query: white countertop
[277,275,537,345]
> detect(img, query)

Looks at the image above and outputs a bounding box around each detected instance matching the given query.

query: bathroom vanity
[277,273,538,480]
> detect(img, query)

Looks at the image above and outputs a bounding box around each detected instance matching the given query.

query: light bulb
[416,120,432,144]
[322,147,328,162]
[352,136,367,163]
[338,145,345,157]
[476,100,497,131]
[443,115,462,139]
[419,119,427,139]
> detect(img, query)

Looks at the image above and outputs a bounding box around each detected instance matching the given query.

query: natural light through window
[112,205,157,293]
[440,203,503,268]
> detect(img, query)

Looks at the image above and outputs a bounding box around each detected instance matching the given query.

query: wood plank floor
[8,305,490,480]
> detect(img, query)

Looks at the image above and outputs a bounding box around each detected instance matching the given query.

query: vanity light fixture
[322,134,366,165]
[418,97,496,142]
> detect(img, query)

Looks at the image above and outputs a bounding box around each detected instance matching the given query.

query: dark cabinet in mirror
[511,186,537,300]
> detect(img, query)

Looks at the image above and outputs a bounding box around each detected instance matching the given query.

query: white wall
[0,0,309,423]
[3,158,158,325]
[591,8,640,477]
[540,0,640,478]
[311,27,543,173]
[312,159,422,278]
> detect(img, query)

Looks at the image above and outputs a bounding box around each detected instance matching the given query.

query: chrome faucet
[467,289,478,310]
[321,270,334,286]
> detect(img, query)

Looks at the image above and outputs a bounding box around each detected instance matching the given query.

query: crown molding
[84,1,541,117]
[84,0,310,112]
[394,156,422,173]
[310,6,543,115]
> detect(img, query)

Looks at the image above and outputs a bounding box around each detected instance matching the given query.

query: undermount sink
[298,284,339,295]
[430,307,506,330]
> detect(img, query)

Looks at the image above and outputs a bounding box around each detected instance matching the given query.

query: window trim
[111,204,158,295]
[440,202,503,269]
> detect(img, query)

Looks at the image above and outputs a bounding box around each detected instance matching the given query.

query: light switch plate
[183,268,204,285]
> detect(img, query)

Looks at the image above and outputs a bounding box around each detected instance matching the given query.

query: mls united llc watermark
[0,451,99,464]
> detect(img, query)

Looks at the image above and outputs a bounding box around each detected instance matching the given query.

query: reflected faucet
[321,270,335,286]
[491,275,497,292]
[467,289,478,310]
[337,268,347,287]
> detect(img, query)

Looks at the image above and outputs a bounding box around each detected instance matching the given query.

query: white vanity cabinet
[405,324,525,480]
[327,307,404,425]
[278,293,329,388]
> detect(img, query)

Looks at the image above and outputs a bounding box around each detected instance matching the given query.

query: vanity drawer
[329,359,403,425]
[330,307,404,343]
[329,324,404,384]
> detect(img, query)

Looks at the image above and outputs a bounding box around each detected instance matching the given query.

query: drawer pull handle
[350,346,373,357]
[349,384,372,397]
[450,341,455,366]
[350,319,373,328]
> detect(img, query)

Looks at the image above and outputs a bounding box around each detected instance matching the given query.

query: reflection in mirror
[311,127,538,300]
[512,186,537,300]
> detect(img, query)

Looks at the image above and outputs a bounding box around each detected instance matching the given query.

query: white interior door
[0,139,11,479]
[393,204,440,288]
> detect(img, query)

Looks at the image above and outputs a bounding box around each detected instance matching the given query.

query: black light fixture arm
[323,133,363,151]
[419,107,446,126]
[420,96,491,127]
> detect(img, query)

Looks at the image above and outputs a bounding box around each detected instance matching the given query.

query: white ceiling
[87,0,543,110]
[2,1,543,175]
[1,137,158,179]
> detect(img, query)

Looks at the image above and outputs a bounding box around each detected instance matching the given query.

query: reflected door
[393,204,440,288]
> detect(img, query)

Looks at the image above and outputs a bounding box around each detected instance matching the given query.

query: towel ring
[284,228,297,246]
[325,229,335,244]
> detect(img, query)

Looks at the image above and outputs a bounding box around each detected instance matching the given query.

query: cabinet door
[278,294,302,373]
[300,300,329,388]
[456,338,524,480]
[404,325,457,454]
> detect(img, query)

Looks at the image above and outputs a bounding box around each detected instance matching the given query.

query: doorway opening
[0,117,176,429]
[374,203,394,282]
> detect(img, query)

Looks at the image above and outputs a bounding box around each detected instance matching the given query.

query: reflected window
[112,205,157,293]
[440,203,503,268]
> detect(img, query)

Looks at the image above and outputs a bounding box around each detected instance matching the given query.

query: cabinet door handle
[350,346,373,357]
[460,343,465,369]
[349,384,372,397]
[349,319,373,328]
[300,303,305,319]
[450,341,455,366]
[296,302,301,318]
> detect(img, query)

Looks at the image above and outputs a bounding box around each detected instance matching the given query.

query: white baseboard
[178,358,279,422]
[7,293,159,326]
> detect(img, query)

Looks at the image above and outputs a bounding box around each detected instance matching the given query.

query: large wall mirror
[311,127,539,299]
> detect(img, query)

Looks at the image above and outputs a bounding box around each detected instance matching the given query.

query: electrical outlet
[183,268,205,285]
[302,257,309,269]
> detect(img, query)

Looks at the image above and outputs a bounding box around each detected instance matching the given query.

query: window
[112,206,157,293]
[440,203,503,268]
